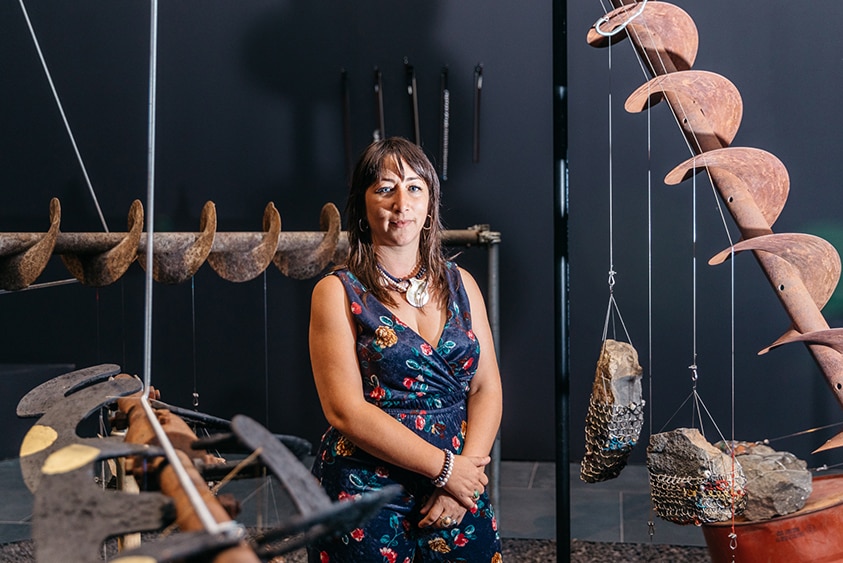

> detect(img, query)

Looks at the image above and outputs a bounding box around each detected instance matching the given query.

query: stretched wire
[136,0,234,536]
[17,0,109,233]
[617,5,744,550]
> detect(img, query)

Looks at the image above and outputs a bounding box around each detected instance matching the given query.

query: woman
[307,137,503,562]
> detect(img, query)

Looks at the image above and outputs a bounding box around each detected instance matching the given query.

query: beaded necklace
[377,261,430,308]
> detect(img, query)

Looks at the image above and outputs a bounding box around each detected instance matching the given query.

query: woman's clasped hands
[419,453,490,528]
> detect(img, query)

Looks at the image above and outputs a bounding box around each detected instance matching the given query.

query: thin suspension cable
[691,169,698,380]
[608,38,614,279]
[0,277,77,296]
[263,270,270,428]
[646,77,654,454]
[136,0,230,535]
[603,4,743,549]
[601,34,634,347]
[191,277,200,409]
[17,0,109,233]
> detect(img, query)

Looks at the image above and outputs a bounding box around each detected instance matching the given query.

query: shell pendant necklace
[377,260,430,308]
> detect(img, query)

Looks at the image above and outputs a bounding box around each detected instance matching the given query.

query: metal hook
[608,268,617,290]
[592,0,649,38]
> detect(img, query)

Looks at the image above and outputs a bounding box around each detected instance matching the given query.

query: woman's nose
[393,189,409,211]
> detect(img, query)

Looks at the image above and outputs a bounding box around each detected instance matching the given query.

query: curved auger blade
[273,202,342,279]
[230,415,400,557]
[758,326,802,355]
[814,431,843,454]
[207,202,282,282]
[33,441,173,563]
[139,200,217,284]
[665,147,790,230]
[16,363,122,418]
[19,375,143,493]
[0,197,61,291]
[709,233,841,312]
[761,328,843,355]
[587,1,699,73]
[61,199,144,287]
[625,70,743,150]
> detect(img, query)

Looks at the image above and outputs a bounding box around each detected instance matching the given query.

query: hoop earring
[423,215,432,231]
[359,218,369,232]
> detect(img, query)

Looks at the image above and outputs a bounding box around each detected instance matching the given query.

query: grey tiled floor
[0,457,705,547]
[500,461,705,546]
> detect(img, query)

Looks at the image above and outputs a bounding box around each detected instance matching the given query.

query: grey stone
[647,428,747,524]
[716,441,812,521]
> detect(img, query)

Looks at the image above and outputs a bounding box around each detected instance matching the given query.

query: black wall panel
[0,2,554,459]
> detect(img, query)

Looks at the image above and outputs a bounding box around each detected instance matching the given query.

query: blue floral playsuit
[308,263,502,562]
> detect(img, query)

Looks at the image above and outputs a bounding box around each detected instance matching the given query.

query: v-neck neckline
[376,293,451,352]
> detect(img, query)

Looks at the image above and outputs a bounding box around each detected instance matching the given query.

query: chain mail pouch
[647,428,747,525]
[581,339,645,483]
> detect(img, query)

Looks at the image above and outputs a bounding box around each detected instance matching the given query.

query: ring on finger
[440,515,453,526]
[472,489,480,501]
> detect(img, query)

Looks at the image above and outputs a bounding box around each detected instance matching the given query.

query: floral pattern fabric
[308,262,502,562]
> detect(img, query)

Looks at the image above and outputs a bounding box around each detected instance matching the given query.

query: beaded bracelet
[432,449,454,488]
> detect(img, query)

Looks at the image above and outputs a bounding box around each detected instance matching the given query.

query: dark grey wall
[568,0,843,466]
[0,3,554,459]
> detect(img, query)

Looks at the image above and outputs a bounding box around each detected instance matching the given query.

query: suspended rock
[716,441,812,521]
[581,339,645,483]
[648,428,747,525]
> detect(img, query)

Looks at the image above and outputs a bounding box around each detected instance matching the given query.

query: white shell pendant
[406,277,430,308]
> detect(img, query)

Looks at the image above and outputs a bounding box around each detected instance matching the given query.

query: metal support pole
[487,236,501,519]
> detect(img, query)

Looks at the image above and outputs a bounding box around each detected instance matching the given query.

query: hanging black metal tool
[473,63,483,163]
[373,66,385,141]
[404,57,421,145]
[439,65,450,181]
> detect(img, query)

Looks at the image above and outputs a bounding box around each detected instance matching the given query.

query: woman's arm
[309,275,489,506]
[419,268,503,527]
[458,267,503,458]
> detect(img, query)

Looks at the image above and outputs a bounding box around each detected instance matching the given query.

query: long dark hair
[345,137,449,307]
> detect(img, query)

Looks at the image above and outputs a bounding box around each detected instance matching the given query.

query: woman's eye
[374,185,394,194]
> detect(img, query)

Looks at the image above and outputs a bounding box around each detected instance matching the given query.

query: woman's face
[364,157,430,250]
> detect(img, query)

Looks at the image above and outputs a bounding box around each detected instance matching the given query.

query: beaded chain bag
[580,339,645,483]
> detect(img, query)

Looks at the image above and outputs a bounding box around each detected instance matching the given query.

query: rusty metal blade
[61,199,144,286]
[231,414,331,515]
[139,200,217,284]
[588,1,698,72]
[761,328,843,355]
[207,202,281,282]
[110,530,242,563]
[16,363,122,417]
[19,376,142,492]
[273,202,341,280]
[230,415,400,557]
[814,430,843,453]
[625,70,743,149]
[34,441,173,563]
[0,197,60,291]
[665,147,789,229]
[758,326,801,355]
[709,233,841,311]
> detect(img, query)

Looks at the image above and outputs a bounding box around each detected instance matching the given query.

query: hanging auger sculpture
[0,197,497,289]
[586,1,843,561]
[3,199,499,561]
